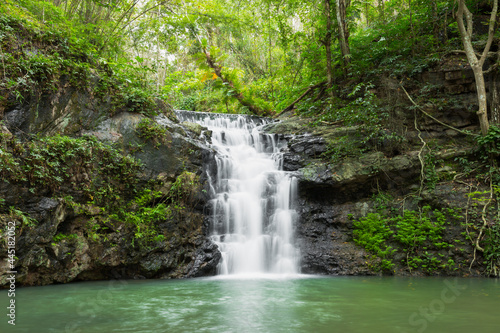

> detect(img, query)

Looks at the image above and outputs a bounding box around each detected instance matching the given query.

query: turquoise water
[1,275,499,333]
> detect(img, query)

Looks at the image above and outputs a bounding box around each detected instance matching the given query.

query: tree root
[414,110,427,197]
[469,179,493,272]
[400,84,477,137]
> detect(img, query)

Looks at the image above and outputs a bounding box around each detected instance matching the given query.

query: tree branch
[479,0,498,66]
[400,84,477,137]
[276,81,327,116]
[443,50,497,59]
[483,63,499,75]
[195,35,271,116]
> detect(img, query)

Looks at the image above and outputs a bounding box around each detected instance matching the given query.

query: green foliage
[0,0,164,117]
[106,171,201,247]
[323,135,363,161]
[135,118,170,148]
[317,84,405,162]
[477,126,500,185]
[0,134,142,208]
[483,221,500,276]
[452,126,500,189]
[168,171,200,210]
[9,207,37,228]
[0,1,93,103]
[127,142,144,154]
[353,194,462,274]
[476,125,500,156]
[464,187,500,276]
[353,213,395,271]
[109,189,170,245]
[424,151,440,191]
[52,233,78,244]
[303,83,382,127]
[394,206,449,252]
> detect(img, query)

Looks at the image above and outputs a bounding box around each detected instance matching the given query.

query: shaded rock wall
[264,65,499,277]
[0,88,221,287]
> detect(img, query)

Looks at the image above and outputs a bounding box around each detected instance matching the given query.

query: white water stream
[176,111,300,276]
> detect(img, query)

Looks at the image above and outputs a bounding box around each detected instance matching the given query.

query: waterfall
[176,110,300,276]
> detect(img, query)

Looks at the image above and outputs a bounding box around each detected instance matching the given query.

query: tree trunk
[279,81,327,115]
[491,42,500,125]
[323,0,334,96]
[443,9,448,44]
[336,0,350,76]
[431,0,439,45]
[409,0,415,55]
[473,64,491,135]
[202,48,270,116]
[267,2,274,100]
[378,0,385,24]
[491,71,500,125]
[364,1,370,26]
[156,2,161,93]
[456,0,498,135]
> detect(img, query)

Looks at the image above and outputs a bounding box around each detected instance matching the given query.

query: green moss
[135,118,170,148]
[1,134,142,205]
[103,171,202,248]
[52,233,78,244]
[0,0,166,117]
[353,213,395,272]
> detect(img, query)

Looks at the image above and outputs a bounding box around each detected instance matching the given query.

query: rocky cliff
[263,63,499,277]
[1,61,499,288]
[0,88,221,287]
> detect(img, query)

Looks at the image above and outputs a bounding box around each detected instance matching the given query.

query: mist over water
[176,111,300,275]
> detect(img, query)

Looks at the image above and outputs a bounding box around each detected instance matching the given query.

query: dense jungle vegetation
[0,0,497,117]
[1,0,500,276]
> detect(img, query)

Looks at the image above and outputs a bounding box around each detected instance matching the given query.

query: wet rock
[267,110,481,277]
[186,239,221,277]
[181,121,204,137]
[294,200,372,276]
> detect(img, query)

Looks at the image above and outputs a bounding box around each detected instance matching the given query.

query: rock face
[0,89,221,287]
[264,101,490,277]
[296,200,372,275]
[0,197,221,286]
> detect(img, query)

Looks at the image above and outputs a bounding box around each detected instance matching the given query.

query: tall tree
[491,46,500,124]
[456,0,498,135]
[336,0,350,75]
[323,0,334,95]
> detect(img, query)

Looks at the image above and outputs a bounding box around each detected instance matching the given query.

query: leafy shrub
[353,198,460,274]
[1,134,142,207]
[353,213,395,271]
[135,118,170,148]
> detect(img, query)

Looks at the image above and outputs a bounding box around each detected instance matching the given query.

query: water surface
[1,276,499,333]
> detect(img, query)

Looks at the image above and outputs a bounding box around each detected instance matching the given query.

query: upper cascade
[175,110,300,276]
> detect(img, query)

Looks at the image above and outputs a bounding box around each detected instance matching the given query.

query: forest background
[2,0,498,121]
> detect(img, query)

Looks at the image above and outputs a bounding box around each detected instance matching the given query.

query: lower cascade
[176,110,300,275]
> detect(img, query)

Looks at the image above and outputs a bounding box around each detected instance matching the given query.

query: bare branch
[479,0,499,66]
[443,50,497,59]
[400,84,477,137]
[483,63,499,75]
[277,82,327,116]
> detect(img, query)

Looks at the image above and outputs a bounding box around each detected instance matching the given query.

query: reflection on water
[1,276,499,333]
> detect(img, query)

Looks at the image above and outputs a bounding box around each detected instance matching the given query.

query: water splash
[176,111,300,275]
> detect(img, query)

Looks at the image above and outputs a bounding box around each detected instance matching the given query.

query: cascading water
[176,110,300,276]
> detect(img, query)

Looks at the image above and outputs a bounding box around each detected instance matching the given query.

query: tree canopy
[1,0,499,119]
